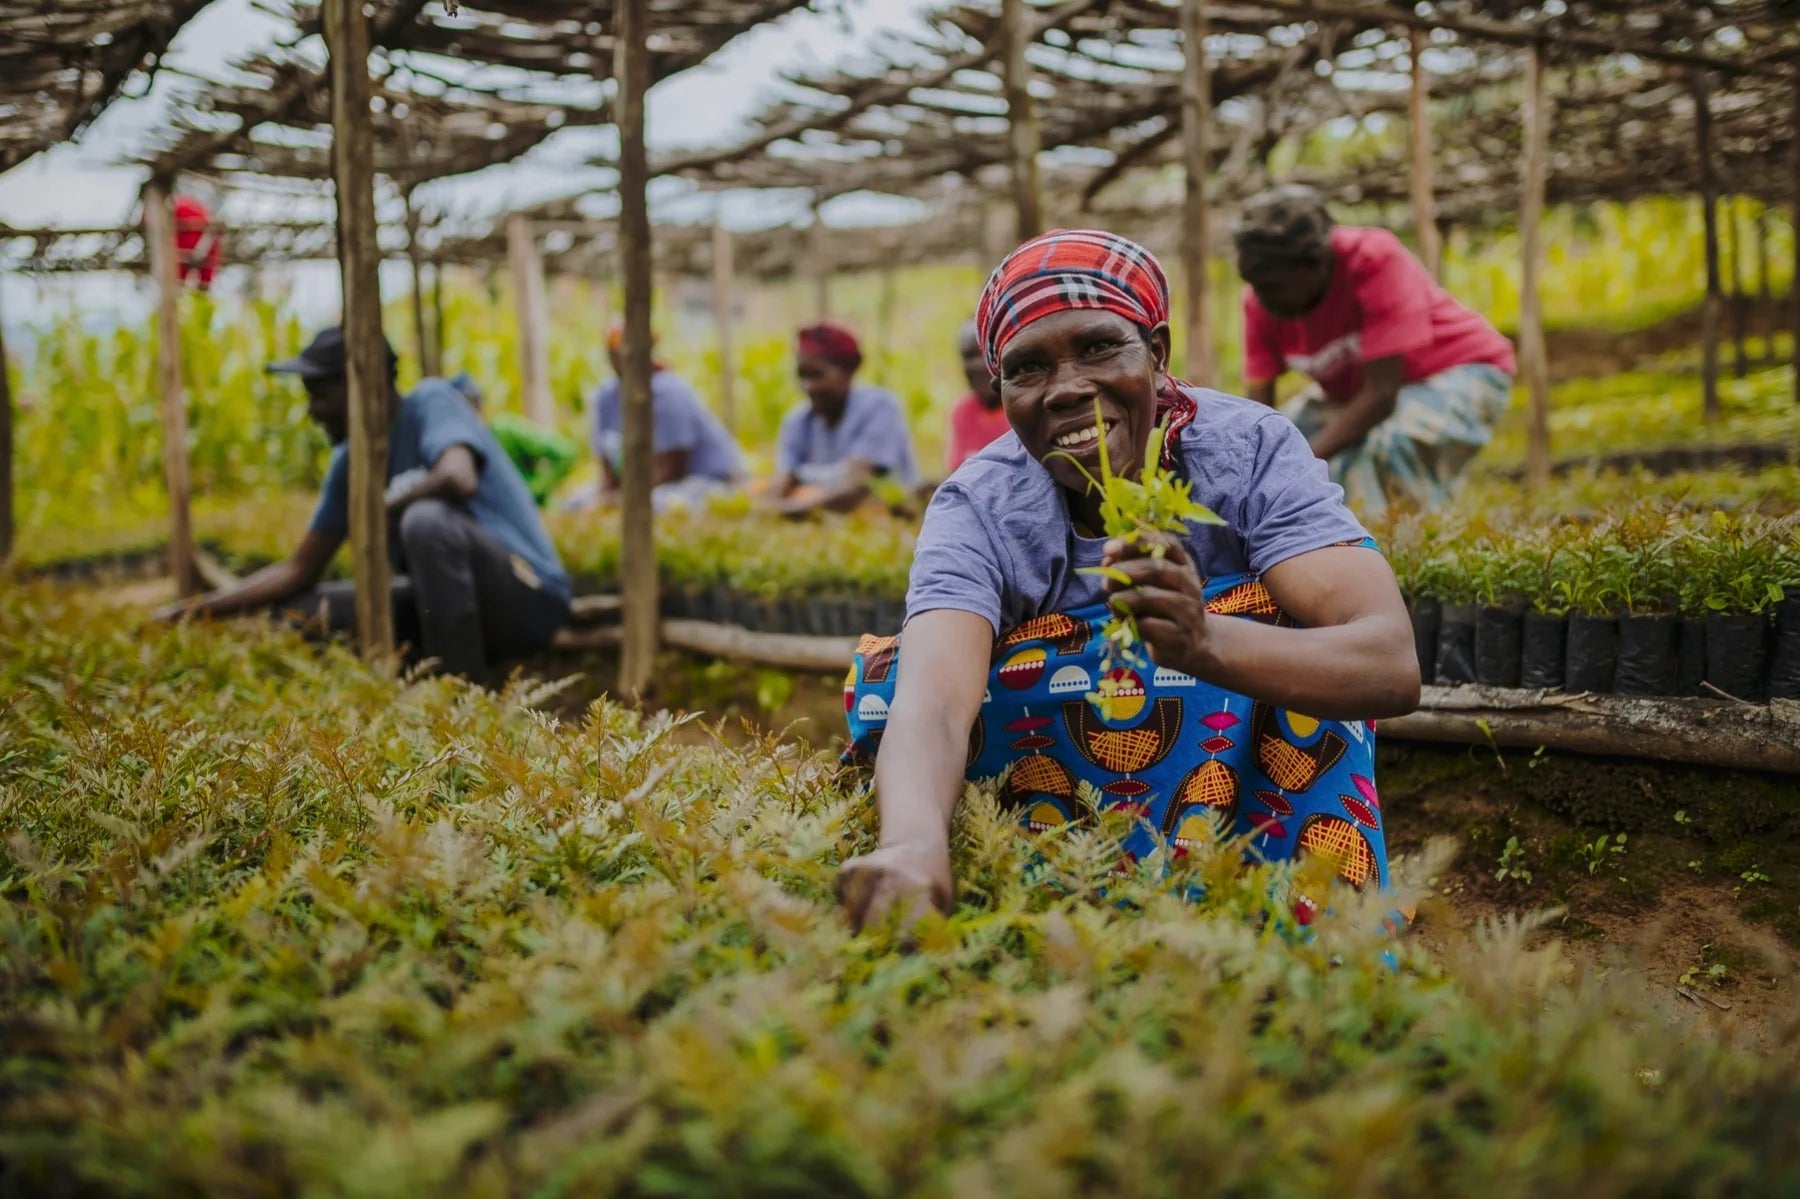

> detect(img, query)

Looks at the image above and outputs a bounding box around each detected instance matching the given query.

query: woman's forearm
[872,702,971,849]
[1308,385,1397,460]
[1186,614,1419,720]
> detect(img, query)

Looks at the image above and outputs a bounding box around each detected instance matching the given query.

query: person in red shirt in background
[172,195,221,292]
[1234,184,1516,514]
[944,318,1011,473]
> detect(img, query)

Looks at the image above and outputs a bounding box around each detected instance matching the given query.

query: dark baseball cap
[267,325,398,381]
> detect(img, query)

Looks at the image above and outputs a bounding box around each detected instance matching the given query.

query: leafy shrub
[1,583,1798,1196]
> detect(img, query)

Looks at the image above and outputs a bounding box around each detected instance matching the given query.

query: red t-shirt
[946,392,1012,472]
[1242,226,1515,403]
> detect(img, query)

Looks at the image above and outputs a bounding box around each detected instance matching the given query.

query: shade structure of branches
[134,0,816,190]
[0,0,212,173]
[647,0,1800,252]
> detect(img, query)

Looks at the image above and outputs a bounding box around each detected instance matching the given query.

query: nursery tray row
[1501,439,1798,481]
[1410,596,1800,703]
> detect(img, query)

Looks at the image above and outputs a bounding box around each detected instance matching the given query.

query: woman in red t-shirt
[945,318,1011,472]
[1234,184,1515,514]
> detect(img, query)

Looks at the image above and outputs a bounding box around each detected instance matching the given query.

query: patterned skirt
[843,571,1391,905]
[1284,362,1514,516]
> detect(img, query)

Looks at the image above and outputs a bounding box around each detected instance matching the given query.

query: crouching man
[156,326,571,682]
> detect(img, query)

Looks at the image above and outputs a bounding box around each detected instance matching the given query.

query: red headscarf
[974,229,1196,468]
[605,319,664,370]
[796,320,863,373]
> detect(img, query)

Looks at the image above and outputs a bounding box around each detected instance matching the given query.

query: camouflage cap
[1231,184,1334,273]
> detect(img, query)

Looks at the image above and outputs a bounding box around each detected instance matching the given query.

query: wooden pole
[1694,71,1723,423]
[430,254,446,377]
[1519,43,1552,485]
[615,0,658,700]
[1407,28,1443,279]
[876,263,900,383]
[404,189,435,378]
[1727,195,1748,379]
[1001,0,1044,242]
[1792,74,1800,403]
[1755,201,1772,363]
[507,213,554,424]
[323,0,394,661]
[809,204,832,318]
[712,221,737,432]
[143,181,199,598]
[0,280,11,565]
[1179,0,1216,386]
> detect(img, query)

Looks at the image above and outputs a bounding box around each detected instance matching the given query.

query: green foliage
[2,582,1799,1195]
[1377,502,1798,618]
[1484,362,1800,472]
[1054,404,1224,698]
[1494,836,1533,888]
[1579,833,1629,877]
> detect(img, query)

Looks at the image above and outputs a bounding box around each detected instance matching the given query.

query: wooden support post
[1000,0,1044,242]
[1179,0,1216,386]
[711,221,737,432]
[404,189,435,378]
[507,213,554,424]
[323,0,394,661]
[615,0,658,700]
[1694,70,1723,423]
[143,181,199,598]
[1519,43,1552,485]
[876,264,900,381]
[1755,202,1772,363]
[1727,195,1748,379]
[1407,27,1442,278]
[809,205,832,318]
[1792,74,1800,402]
[0,280,11,565]
[430,254,446,377]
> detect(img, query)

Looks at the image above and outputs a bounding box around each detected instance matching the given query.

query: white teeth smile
[1055,422,1113,449]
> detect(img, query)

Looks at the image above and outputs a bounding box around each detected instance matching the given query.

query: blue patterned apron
[843,571,1389,915]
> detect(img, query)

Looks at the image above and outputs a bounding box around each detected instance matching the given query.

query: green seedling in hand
[1048,400,1224,710]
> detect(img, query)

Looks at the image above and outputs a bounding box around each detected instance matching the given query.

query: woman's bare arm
[836,608,992,931]
[1105,539,1419,721]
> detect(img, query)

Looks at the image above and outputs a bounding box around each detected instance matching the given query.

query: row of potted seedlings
[557,507,917,640]
[1391,510,1800,703]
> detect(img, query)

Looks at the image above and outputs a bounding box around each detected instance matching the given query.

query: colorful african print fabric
[1283,362,1513,517]
[844,572,1389,895]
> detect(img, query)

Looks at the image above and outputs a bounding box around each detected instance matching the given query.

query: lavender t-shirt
[592,369,744,483]
[774,384,919,486]
[907,388,1371,633]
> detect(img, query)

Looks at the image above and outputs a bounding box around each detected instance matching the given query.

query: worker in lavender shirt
[766,321,918,516]
[834,230,1420,933]
[590,322,745,511]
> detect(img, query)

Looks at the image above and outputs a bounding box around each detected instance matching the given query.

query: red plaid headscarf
[974,229,1197,468]
[796,320,863,372]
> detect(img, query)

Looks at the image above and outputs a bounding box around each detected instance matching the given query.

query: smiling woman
[836,229,1421,934]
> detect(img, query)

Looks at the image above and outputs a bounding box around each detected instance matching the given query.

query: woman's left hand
[1100,531,1211,677]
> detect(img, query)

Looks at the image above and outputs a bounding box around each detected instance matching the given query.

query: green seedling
[1579,832,1628,876]
[1048,400,1224,709]
[1494,835,1533,887]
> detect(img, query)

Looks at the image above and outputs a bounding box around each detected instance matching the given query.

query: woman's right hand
[835,841,953,934]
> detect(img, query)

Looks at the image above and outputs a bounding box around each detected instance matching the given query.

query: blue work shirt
[309,377,571,600]
[774,384,919,487]
[591,368,744,483]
